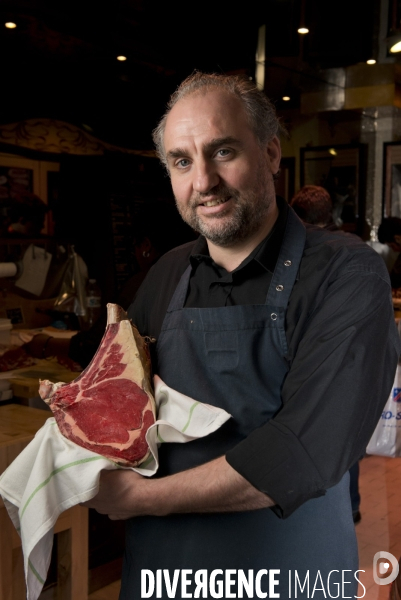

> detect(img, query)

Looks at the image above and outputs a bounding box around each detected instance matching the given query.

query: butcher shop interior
[1,1,401,599]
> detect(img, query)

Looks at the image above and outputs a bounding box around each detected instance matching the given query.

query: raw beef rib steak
[39,304,156,467]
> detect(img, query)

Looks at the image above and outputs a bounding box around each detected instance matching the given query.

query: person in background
[290,184,336,229]
[378,217,401,290]
[291,184,362,524]
[117,201,197,310]
[5,192,49,237]
[25,201,196,368]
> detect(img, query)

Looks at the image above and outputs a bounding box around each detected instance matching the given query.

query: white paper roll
[0,263,17,278]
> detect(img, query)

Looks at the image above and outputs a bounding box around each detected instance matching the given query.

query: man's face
[163,88,281,248]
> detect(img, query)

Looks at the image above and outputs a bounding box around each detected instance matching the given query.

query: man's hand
[82,469,144,520]
[83,456,275,520]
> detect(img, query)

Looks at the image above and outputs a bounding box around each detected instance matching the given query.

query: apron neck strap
[265,207,306,308]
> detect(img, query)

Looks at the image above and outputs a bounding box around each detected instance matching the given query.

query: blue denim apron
[121,209,358,599]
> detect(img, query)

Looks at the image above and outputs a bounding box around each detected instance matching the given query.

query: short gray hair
[152,71,282,169]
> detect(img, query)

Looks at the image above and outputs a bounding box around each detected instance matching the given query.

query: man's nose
[193,160,220,194]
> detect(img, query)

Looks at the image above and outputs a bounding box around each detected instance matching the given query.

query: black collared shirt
[128,198,401,517]
[186,202,287,309]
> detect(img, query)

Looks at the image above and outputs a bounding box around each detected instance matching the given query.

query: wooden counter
[0,404,49,472]
[6,358,78,401]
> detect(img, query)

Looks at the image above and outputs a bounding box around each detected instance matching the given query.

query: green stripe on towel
[156,401,200,443]
[28,559,45,584]
[181,402,200,433]
[21,456,103,519]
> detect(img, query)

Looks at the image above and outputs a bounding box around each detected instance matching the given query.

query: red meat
[39,304,156,467]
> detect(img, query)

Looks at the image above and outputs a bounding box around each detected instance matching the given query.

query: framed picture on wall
[300,144,367,234]
[383,142,401,218]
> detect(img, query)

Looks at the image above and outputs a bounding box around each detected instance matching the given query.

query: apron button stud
[276,284,284,292]
[271,313,278,321]
[284,260,292,266]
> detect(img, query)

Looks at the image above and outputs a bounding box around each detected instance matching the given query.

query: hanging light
[5,22,16,29]
[117,55,127,61]
[282,96,291,102]
[366,59,376,64]
[298,0,309,35]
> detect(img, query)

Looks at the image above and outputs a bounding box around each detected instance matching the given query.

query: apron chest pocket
[204,331,239,372]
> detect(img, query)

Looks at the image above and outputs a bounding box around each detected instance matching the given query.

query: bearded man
[86,73,400,599]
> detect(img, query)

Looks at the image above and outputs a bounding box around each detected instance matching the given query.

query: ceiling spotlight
[5,22,16,29]
[117,55,127,61]
[388,31,401,53]
[390,41,401,53]
[366,59,376,64]
[282,96,291,101]
[328,148,337,156]
[298,27,309,34]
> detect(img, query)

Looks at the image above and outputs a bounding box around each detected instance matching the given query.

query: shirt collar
[190,197,289,275]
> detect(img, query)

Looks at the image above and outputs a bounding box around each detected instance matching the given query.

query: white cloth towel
[0,375,231,600]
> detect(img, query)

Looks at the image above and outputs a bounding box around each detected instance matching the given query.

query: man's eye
[176,159,190,168]
[216,149,231,158]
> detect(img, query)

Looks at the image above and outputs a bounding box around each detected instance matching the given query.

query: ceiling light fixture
[328,148,337,156]
[5,22,16,29]
[298,0,309,36]
[390,40,401,53]
[117,55,127,61]
[282,96,291,101]
[387,31,401,53]
[366,59,376,64]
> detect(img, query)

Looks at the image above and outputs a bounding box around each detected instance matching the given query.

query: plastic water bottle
[86,279,102,328]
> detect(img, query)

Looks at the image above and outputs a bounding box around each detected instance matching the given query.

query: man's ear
[266,136,281,175]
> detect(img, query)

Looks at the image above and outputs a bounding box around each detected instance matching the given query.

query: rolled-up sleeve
[226,267,401,518]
